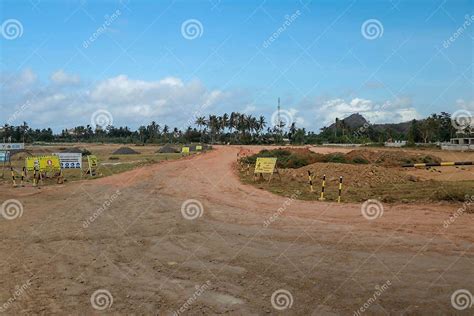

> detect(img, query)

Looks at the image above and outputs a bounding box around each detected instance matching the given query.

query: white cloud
[1,72,233,129]
[50,70,80,85]
[455,99,474,111]
[0,68,37,91]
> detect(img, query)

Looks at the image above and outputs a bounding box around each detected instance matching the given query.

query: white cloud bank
[1,70,234,130]
[1,69,461,132]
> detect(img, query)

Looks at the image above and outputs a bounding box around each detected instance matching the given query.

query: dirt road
[0,146,473,315]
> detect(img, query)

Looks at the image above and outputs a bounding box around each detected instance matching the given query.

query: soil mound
[157,144,180,153]
[345,149,441,167]
[60,147,84,154]
[112,147,141,155]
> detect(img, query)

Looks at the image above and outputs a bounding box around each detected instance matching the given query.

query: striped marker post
[21,167,25,187]
[11,167,17,187]
[307,170,314,192]
[337,176,343,203]
[319,174,326,201]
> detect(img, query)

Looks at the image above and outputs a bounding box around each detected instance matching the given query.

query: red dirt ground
[0,146,473,314]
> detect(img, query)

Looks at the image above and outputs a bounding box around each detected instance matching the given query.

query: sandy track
[0,146,473,314]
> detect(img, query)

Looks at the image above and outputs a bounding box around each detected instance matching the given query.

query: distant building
[384,140,407,148]
[441,137,474,151]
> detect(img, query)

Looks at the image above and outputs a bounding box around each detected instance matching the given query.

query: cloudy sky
[1,0,473,132]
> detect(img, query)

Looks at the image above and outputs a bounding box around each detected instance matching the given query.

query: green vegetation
[1,111,461,145]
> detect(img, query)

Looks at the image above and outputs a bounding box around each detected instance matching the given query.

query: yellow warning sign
[254,157,277,174]
[25,157,40,171]
[87,155,98,168]
[39,156,61,172]
[87,155,98,177]
[26,156,60,171]
[182,147,190,154]
[196,145,202,151]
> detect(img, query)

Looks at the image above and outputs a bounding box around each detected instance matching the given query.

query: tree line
[0,111,467,145]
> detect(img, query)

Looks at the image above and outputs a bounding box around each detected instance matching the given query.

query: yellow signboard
[26,156,60,171]
[196,145,202,151]
[25,157,40,171]
[87,155,98,176]
[182,147,190,154]
[39,156,61,172]
[254,157,277,174]
[87,155,98,167]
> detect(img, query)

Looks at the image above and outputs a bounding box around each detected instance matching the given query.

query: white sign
[53,153,82,169]
[0,143,24,150]
[0,151,10,162]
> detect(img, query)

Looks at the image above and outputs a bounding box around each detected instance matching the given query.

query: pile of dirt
[244,148,443,169]
[290,162,414,188]
[345,149,442,167]
[60,147,84,154]
[112,147,141,155]
[157,144,180,153]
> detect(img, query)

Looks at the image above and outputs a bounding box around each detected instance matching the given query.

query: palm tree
[195,116,206,132]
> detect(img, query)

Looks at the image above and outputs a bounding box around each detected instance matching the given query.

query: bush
[352,156,369,164]
[323,153,347,164]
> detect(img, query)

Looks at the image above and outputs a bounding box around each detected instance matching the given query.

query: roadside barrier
[402,161,473,168]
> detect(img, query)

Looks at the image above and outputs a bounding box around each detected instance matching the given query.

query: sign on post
[25,156,61,172]
[182,147,190,154]
[196,145,202,151]
[39,156,61,172]
[254,158,277,174]
[254,157,280,183]
[53,153,82,169]
[87,155,98,176]
[0,143,24,150]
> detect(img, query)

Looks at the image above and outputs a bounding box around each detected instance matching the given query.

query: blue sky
[1,0,473,132]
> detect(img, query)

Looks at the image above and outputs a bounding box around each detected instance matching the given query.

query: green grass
[239,167,474,203]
